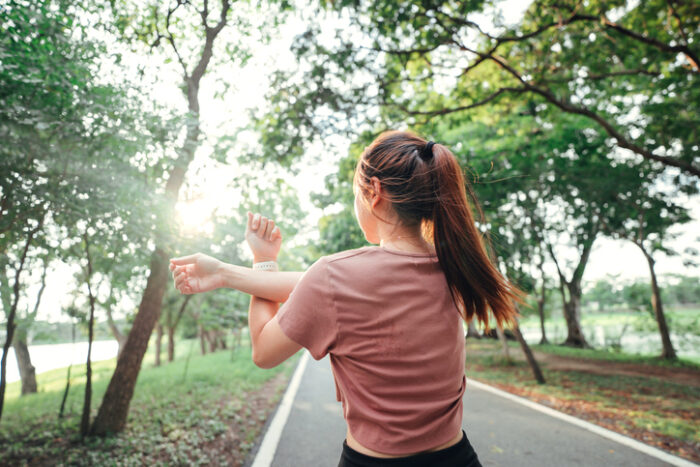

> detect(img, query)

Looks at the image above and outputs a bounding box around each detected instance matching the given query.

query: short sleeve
[276,257,337,360]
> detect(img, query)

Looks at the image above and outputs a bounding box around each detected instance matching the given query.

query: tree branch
[388,86,527,117]
[165,1,189,79]
[473,46,700,177]
[190,0,231,87]
[173,295,192,330]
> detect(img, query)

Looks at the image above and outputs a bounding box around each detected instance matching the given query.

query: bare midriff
[346,428,463,458]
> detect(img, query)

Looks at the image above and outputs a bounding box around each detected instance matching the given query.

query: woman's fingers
[248,212,280,240]
[264,220,275,240]
[258,216,268,237]
[170,254,199,266]
[246,211,254,233]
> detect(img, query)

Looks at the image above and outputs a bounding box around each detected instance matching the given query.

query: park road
[247,352,689,467]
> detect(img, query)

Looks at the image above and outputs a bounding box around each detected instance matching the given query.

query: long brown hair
[354,130,522,330]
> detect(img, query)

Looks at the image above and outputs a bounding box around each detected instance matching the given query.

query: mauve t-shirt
[276,246,466,455]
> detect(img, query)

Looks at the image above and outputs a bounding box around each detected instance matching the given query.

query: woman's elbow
[252,350,277,369]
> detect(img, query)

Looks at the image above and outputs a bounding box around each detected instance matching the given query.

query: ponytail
[355,130,522,330]
[430,145,521,330]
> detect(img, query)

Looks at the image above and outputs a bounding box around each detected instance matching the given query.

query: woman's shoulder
[322,246,379,264]
[318,245,437,268]
[301,247,377,281]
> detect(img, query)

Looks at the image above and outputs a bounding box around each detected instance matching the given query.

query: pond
[1,340,119,383]
[519,324,700,362]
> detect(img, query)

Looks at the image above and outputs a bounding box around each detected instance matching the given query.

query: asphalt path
[250,353,687,467]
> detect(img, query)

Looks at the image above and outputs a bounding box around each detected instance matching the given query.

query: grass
[466,339,700,462]
[530,342,700,369]
[0,337,299,466]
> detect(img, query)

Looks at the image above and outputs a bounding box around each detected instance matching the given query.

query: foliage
[0,339,299,465]
[303,0,700,179]
[584,276,700,311]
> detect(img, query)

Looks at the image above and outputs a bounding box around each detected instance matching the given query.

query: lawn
[0,338,299,466]
[466,338,700,463]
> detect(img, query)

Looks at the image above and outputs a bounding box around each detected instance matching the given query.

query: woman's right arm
[171,212,305,301]
[218,265,303,302]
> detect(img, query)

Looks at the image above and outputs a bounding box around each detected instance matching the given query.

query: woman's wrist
[253,260,278,272]
[253,255,277,264]
[218,263,243,289]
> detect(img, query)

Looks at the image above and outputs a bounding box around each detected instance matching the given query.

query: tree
[90,0,239,435]
[255,0,700,345]
[665,275,700,305]
[1,0,170,423]
[602,179,691,359]
[10,256,48,395]
[585,278,623,312]
[0,219,42,420]
[79,232,97,437]
[273,0,699,178]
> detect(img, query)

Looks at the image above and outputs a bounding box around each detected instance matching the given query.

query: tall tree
[79,232,97,437]
[11,256,49,395]
[1,0,169,423]
[91,0,288,434]
[0,219,42,421]
[602,181,691,359]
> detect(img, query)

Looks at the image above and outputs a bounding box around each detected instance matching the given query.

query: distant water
[520,327,700,361]
[1,341,119,383]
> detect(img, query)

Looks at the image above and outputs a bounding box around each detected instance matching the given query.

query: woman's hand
[170,253,224,294]
[246,211,282,262]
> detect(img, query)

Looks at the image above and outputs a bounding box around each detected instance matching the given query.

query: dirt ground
[212,371,290,467]
[526,350,700,387]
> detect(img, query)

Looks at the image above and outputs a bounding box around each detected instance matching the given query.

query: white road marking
[467,378,696,467]
[252,351,310,467]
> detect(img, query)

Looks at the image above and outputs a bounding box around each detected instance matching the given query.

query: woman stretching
[170,130,521,466]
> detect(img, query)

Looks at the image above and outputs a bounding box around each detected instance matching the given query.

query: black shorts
[337,430,482,467]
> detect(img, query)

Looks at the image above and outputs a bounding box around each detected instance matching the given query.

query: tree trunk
[641,249,677,359]
[155,323,163,367]
[59,322,76,419]
[512,321,545,384]
[466,320,480,339]
[90,249,170,435]
[199,326,207,355]
[12,330,37,395]
[81,233,96,437]
[9,256,47,396]
[105,300,127,359]
[208,332,217,353]
[167,327,175,362]
[537,274,548,345]
[89,3,230,435]
[496,325,510,361]
[561,285,589,348]
[167,295,191,363]
[547,229,596,349]
[0,222,40,421]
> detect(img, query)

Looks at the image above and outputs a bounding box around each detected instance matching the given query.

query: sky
[24,0,700,324]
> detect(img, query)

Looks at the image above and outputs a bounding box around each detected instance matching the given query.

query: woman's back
[277,245,466,455]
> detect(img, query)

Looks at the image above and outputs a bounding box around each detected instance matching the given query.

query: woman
[170,130,521,466]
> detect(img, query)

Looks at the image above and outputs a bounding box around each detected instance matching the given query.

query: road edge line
[466,378,696,467]
[252,350,310,467]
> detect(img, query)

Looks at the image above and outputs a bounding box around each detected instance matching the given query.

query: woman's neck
[379,226,434,254]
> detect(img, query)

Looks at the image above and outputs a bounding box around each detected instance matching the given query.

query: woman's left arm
[248,296,302,368]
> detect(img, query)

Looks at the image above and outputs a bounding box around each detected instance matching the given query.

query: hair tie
[420,141,435,161]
